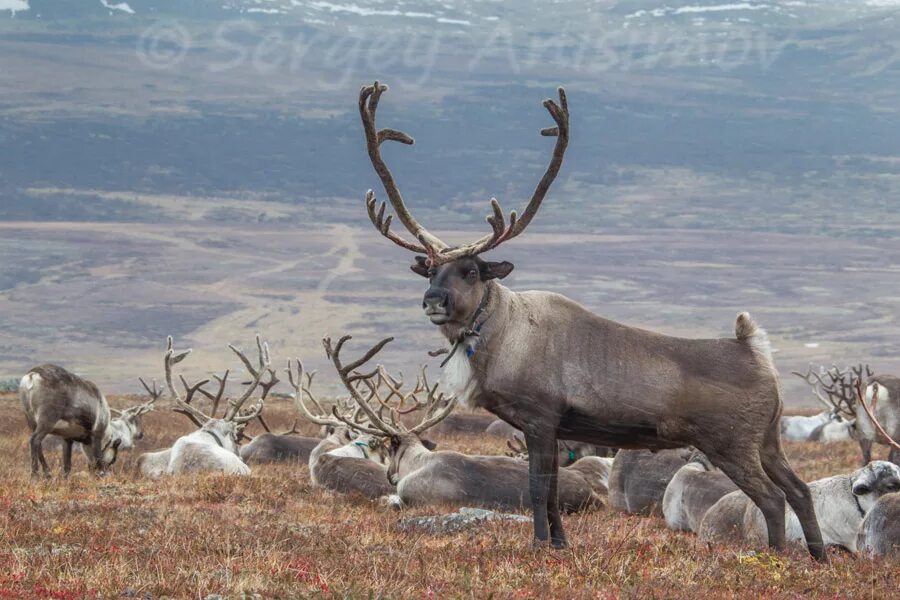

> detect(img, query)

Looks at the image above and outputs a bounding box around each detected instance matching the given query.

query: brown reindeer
[356,81,826,560]
[20,365,157,477]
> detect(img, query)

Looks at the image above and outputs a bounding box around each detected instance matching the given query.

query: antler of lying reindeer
[360,81,570,265]
[161,336,214,427]
[287,357,384,436]
[855,380,900,451]
[323,335,457,436]
[223,335,270,424]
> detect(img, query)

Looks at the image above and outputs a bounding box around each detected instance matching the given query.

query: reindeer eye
[466,269,478,282]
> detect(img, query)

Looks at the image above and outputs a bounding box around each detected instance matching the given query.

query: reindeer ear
[421,438,438,451]
[481,261,514,281]
[410,256,430,278]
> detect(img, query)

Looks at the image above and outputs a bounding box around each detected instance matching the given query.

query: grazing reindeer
[323,336,603,512]
[607,448,694,516]
[285,359,398,500]
[700,461,900,552]
[20,365,157,477]
[355,80,826,560]
[662,452,739,533]
[137,336,268,477]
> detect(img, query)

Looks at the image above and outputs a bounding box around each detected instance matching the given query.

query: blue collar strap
[354,441,369,459]
[568,450,577,462]
[440,286,491,367]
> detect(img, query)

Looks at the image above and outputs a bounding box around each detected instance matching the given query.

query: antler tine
[173,374,213,428]
[427,87,570,264]
[256,413,272,433]
[792,367,840,411]
[197,370,230,418]
[225,334,269,421]
[232,401,264,424]
[359,82,446,256]
[323,335,401,436]
[408,392,457,435]
[855,380,900,451]
[162,336,213,427]
[286,358,344,429]
[131,376,162,416]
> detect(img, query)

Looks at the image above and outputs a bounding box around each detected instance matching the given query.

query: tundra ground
[0,396,896,599]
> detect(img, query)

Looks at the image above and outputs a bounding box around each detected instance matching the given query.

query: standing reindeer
[20,365,157,477]
[795,364,900,464]
[356,81,826,559]
[136,336,268,477]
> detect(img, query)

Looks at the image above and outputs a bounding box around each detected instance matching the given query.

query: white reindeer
[699,461,900,552]
[137,335,269,477]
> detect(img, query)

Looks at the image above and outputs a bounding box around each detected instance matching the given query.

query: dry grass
[0,395,897,599]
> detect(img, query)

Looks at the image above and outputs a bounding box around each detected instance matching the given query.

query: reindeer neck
[438,281,510,357]
[396,439,434,478]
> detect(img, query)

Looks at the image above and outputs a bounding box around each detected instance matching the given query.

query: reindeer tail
[735,312,775,370]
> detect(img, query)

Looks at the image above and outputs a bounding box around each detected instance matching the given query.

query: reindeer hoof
[531,538,549,551]
[551,538,568,550]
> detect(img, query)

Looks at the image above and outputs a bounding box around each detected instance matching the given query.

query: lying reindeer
[699,461,900,552]
[239,421,321,466]
[607,448,694,516]
[322,335,604,512]
[286,358,396,501]
[662,452,739,533]
[506,435,612,499]
[20,364,156,477]
[137,336,268,477]
[856,491,900,557]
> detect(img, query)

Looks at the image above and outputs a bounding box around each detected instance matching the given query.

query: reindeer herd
[13,82,900,563]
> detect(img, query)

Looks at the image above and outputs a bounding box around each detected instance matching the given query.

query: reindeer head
[850,461,900,513]
[357,82,569,336]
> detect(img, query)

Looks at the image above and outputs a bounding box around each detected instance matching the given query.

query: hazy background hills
[1,0,899,402]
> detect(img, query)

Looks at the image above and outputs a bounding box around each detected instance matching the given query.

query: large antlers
[792,364,869,419]
[360,81,570,265]
[323,335,456,436]
[161,335,270,428]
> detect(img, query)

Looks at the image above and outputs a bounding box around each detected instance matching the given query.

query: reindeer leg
[525,431,560,548]
[62,440,74,477]
[858,438,873,466]
[29,426,52,478]
[547,439,567,548]
[90,429,105,475]
[708,448,787,552]
[760,431,827,563]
